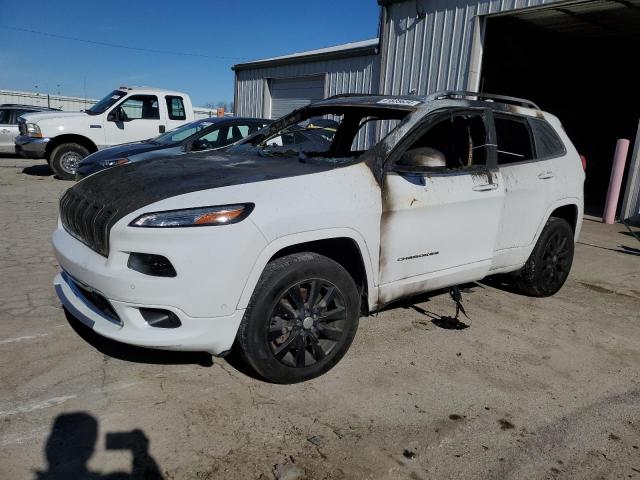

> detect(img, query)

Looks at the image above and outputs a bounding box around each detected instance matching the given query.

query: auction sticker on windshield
[377,98,421,106]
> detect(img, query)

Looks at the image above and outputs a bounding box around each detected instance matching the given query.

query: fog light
[139,308,182,328]
[127,253,176,277]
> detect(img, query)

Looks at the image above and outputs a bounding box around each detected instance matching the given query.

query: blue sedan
[76,117,271,179]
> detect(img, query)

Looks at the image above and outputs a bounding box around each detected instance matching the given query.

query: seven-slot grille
[18,122,27,135]
[59,189,116,257]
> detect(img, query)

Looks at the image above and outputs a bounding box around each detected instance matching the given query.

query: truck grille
[59,189,117,257]
[18,122,27,135]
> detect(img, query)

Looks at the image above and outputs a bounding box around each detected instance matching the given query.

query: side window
[200,128,221,143]
[225,125,249,144]
[248,123,264,135]
[0,109,10,124]
[168,126,198,142]
[529,118,565,158]
[494,114,534,164]
[119,95,160,120]
[404,112,489,169]
[165,96,186,120]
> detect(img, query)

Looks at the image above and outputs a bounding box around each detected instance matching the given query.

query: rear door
[379,109,505,300]
[164,95,188,132]
[491,112,556,252]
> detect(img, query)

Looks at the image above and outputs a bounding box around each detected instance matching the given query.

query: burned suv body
[53,92,584,383]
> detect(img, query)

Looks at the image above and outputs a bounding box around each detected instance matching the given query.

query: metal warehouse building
[234,0,640,222]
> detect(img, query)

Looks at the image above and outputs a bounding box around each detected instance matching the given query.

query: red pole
[603,139,630,224]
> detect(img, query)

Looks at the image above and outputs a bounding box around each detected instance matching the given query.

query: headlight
[104,157,129,167]
[129,204,254,228]
[26,123,42,138]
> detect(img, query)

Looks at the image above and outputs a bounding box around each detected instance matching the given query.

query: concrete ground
[1,155,639,480]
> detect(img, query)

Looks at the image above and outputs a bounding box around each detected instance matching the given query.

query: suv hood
[21,111,88,123]
[69,151,344,229]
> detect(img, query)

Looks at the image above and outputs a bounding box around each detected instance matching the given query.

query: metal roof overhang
[232,39,379,71]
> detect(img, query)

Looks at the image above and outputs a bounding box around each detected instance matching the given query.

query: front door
[104,94,163,146]
[378,109,504,303]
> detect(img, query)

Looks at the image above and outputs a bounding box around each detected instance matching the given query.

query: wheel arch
[237,229,377,315]
[536,199,583,246]
[45,134,98,159]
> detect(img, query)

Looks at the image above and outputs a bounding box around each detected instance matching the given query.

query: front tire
[236,252,360,384]
[51,143,89,180]
[516,217,575,297]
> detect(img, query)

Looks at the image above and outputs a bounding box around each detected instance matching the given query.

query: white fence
[0,89,221,119]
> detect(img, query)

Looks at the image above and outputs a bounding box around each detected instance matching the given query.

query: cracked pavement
[1,156,639,479]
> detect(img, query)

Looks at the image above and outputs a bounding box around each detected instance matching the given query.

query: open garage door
[481,0,640,218]
[269,76,325,119]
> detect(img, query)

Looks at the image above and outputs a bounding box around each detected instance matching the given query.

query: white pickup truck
[15,86,194,179]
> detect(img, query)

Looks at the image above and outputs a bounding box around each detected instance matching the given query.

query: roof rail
[427,91,540,109]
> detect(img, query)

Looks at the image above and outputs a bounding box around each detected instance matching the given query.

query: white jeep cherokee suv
[53,92,584,383]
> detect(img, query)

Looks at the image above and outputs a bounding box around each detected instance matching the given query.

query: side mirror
[399,147,447,169]
[107,107,125,122]
[190,139,210,151]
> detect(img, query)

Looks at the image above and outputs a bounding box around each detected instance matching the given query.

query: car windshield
[229,105,408,164]
[150,120,218,145]
[86,90,127,115]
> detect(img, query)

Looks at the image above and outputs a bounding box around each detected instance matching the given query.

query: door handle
[538,171,555,180]
[473,183,499,192]
[0,129,10,133]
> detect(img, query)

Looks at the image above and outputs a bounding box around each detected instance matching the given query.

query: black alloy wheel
[267,279,347,369]
[236,252,360,383]
[517,217,575,297]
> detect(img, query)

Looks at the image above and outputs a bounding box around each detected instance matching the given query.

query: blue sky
[0,0,380,107]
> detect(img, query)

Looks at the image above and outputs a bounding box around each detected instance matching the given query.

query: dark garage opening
[481,0,640,217]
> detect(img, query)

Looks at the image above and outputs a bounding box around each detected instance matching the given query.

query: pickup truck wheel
[516,217,574,297]
[236,252,360,384]
[51,143,89,180]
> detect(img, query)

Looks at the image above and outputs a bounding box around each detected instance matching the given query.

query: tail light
[580,155,587,171]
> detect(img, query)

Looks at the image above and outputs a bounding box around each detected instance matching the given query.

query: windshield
[86,90,127,115]
[229,105,408,164]
[151,120,217,145]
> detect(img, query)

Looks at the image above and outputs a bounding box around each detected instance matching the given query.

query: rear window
[166,96,186,120]
[0,109,10,124]
[529,118,565,158]
[494,114,534,164]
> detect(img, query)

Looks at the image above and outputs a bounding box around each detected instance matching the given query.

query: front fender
[236,227,378,312]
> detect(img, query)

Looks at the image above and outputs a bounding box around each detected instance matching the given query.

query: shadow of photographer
[35,412,164,480]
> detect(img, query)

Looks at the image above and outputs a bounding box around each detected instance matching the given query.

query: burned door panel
[377,107,504,304]
[379,169,504,288]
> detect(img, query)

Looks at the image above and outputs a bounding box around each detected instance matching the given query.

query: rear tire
[51,143,89,180]
[236,252,360,384]
[516,217,574,297]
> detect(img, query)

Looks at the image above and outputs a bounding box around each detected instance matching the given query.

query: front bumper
[15,135,49,159]
[55,270,244,354]
[52,210,266,354]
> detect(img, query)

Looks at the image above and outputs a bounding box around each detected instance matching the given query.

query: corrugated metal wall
[0,89,218,119]
[234,54,380,118]
[379,0,563,97]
